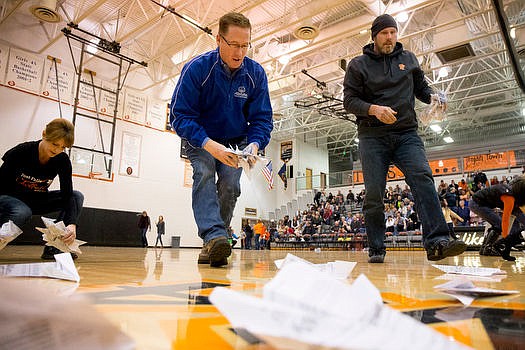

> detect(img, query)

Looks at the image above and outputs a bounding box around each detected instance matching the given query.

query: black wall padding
[13,207,142,247]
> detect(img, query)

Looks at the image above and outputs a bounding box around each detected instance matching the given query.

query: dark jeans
[245,233,253,249]
[140,228,148,247]
[186,142,243,245]
[470,201,525,237]
[0,190,84,228]
[359,130,450,255]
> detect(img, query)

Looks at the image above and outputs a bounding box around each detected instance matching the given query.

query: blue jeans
[187,144,243,244]
[359,130,450,255]
[0,190,84,228]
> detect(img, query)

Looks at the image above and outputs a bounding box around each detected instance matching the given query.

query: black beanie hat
[371,14,398,39]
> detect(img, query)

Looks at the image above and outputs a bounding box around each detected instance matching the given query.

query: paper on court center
[432,264,506,277]
[36,216,86,254]
[0,252,80,282]
[210,259,470,350]
[274,253,356,279]
[434,278,519,306]
[0,220,23,250]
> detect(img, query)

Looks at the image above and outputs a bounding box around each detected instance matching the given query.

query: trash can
[171,236,180,248]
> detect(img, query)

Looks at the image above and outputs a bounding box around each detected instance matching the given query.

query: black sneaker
[494,239,516,261]
[479,228,500,255]
[368,250,386,263]
[368,253,385,263]
[426,239,467,261]
[41,246,78,260]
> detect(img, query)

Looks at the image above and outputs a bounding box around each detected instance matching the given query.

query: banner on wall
[463,151,516,172]
[280,141,292,162]
[6,48,44,93]
[146,98,168,130]
[119,132,142,177]
[429,158,459,175]
[99,81,119,117]
[123,89,147,124]
[77,71,100,111]
[41,59,75,104]
[0,45,8,85]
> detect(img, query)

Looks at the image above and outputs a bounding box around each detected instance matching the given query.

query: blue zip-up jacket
[170,48,273,149]
[343,42,433,136]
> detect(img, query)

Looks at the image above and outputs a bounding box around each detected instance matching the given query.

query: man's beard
[380,43,394,55]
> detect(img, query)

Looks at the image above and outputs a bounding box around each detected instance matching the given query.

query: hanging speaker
[339,59,347,71]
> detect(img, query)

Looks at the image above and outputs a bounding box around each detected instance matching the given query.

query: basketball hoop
[88,171,102,179]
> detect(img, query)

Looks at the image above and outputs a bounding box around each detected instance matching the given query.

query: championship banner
[146,98,168,130]
[77,71,100,111]
[41,60,75,104]
[123,89,147,124]
[6,48,44,93]
[99,81,119,117]
[0,44,8,85]
[463,151,516,172]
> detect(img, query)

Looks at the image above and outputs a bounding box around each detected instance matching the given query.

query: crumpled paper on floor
[36,217,86,254]
[0,277,134,350]
[0,220,23,250]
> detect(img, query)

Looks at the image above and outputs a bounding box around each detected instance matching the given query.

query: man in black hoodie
[343,14,466,263]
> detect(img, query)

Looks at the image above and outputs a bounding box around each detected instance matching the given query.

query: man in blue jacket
[343,14,466,263]
[170,12,273,267]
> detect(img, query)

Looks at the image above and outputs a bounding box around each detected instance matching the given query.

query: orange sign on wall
[463,151,516,172]
[429,158,459,175]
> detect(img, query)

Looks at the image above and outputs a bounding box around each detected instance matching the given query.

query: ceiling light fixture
[438,67,449,78]
[397,12,409,23]
[86,38,100,54]
[430,124,442,132]
[278,55,291,65]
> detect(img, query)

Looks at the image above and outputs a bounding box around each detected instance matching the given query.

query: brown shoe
[197,236,231,267]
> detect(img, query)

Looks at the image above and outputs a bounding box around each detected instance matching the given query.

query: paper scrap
[0,220,23,250]
[434,278,519,306]
[432,264,506,277]
[210,260,470,350]
[0,252,80,282]
[274,253,356,279]
[225,146,267,176]
[0,277,134,349]
[36,217,86,254]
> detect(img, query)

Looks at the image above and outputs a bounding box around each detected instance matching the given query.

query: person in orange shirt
[252,219,267,250]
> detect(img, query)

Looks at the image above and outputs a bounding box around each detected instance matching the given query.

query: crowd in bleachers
[239,171,522,249]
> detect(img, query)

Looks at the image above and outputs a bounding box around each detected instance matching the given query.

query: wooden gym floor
[1,245,524,350]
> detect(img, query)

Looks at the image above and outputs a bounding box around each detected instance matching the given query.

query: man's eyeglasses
[219,33,251,50]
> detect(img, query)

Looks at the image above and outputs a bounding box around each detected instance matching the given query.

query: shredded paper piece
[434,278,519,306]
[0,220,23,250]
[432,264,506,277]
[36,217,86,254]
[225,146,267,177]
[0,253,81,282]
[210,258,470,350]
[274,253,356,280]
[0,277,134,350]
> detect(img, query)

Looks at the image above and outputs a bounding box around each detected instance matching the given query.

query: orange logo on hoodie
[399,64,405,71]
